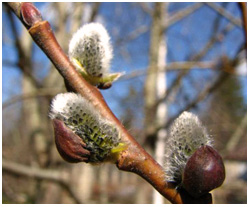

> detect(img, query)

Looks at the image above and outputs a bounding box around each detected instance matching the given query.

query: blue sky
[2,2,246,119]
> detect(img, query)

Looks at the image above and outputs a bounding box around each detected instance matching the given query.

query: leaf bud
[20,2,42,28]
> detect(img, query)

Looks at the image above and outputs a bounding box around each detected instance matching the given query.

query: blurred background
[2,2,247,204]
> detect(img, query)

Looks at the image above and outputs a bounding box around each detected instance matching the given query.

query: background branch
[6,6,41,88]
[120,61,216,81]
[238,2,247,45]
[2,159,68,183]
[205,2,242,28]
[163,72,229,130]
[3,88,62,109]
[88,2,101,22]
[223,113,247,154]
[2,159,83,204]
[164,3,203,29]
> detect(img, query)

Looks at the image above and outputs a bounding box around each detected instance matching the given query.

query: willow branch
[6,2,212,204]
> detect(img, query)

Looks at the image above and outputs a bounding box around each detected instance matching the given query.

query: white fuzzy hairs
[50,93,120,162]
[164,111,213,183]
[68,23,113,77]
[50,92,97,122]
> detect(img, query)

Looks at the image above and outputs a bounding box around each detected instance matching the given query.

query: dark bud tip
[178,188,212,204]
[97,82,112,90]
[20,2,42,27]
[182,145,225,198]
[52,119,90,163]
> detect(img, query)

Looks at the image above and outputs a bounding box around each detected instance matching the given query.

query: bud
[52,119,90,163]
[20,2,42,27]
[182,145,225,198]
[164,111,225,197]
[50,93,125,163]
[68,23,123,89]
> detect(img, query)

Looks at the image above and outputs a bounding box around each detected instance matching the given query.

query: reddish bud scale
[52,119,91,163]
[20,2,42,28]
[182,145,225,198]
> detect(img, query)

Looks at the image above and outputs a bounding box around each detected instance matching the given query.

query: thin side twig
[2,88,62,109]
[163,72,229,131]
[164,3,203,29]
[205,2,242,28]
[120,61,216,81]
[155,21,235,109]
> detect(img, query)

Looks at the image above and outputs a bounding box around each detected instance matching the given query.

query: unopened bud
[20,2,42,27]
[53,119,90,163]
[183,145,225,198]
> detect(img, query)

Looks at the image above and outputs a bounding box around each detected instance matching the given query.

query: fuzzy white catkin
[49,92,96,122]
[164,111,213,183]
[50,93,120,162]
[68,23,113,77]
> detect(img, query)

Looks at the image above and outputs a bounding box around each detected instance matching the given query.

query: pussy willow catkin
[50,93,121,163]
[68,23,113,77]
[164,111,212,184]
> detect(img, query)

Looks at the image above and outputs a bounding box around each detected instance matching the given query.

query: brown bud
[20,2,42,28]
[52,119,90,163]
[182,145,225,198]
